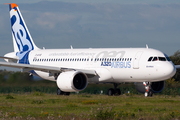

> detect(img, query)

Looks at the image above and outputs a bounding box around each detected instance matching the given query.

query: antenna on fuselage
[70,45,73,49]
[146,44,149,49]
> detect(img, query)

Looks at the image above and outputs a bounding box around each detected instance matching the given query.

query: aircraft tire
[108,88,114,96]
[64,92,70,96]
[148,90,153,97]
[57,88,64,95]
[116,89,121,95]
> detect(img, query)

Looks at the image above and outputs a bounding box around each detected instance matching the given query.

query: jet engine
[56,71,88,92]
[135,81,165,93]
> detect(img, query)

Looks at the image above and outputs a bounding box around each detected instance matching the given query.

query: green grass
[0,93,179,119]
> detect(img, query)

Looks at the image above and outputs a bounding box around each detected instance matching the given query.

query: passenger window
[158,57,166,61]
[152,57,158,61]
[148,57,153,61]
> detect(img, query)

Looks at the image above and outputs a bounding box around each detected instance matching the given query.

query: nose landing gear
[143,82,153,97]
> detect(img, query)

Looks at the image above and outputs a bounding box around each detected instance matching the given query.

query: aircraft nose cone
[164,62,176,78]
[157,62,176,80]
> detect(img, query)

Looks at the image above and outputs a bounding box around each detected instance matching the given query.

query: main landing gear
[57,88,70,96]
[108,83,121,96]
[143,82,153,97]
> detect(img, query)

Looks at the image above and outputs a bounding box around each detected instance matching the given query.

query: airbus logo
[101,61,131,68]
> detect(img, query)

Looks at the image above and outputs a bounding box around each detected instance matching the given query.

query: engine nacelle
[135,81,165,93]
[56,71,88,92]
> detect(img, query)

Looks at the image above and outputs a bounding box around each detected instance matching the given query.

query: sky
[0,0,180,70]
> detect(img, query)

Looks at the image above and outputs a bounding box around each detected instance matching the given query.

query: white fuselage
[27,48,176,83]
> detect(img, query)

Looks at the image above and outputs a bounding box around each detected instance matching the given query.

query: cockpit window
[148,56,168,62]
[152,57,158,61]
[158,57,166,61]
[148,57,153,61]
[164,53,171,61]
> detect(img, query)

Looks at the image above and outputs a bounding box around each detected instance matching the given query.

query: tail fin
[8,3,39,52]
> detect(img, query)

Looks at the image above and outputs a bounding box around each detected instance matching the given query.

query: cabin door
[133,51,143,69]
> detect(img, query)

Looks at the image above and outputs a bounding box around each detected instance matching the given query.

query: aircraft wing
[0,61,97,75]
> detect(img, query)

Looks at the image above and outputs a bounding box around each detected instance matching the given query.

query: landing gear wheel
[57,88,64,95]
[64,92,70,96]
[144,90,153,97]
[148,90,153,97]
[108,88,114,96]
[116,89,121,95]
[145,92,148,97]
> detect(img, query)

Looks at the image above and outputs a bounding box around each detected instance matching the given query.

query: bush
[6,94,15,99]
[91,105,115,120]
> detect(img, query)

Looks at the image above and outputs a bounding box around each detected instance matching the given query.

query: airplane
[0,3,179,97]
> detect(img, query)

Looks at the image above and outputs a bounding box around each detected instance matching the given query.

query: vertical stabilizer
[8,3,39,52]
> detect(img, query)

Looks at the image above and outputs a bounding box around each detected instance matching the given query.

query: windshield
[164,53,171,61]
[148,56,167,62]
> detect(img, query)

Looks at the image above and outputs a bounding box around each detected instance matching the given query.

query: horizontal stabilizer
[0,56,19,60]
